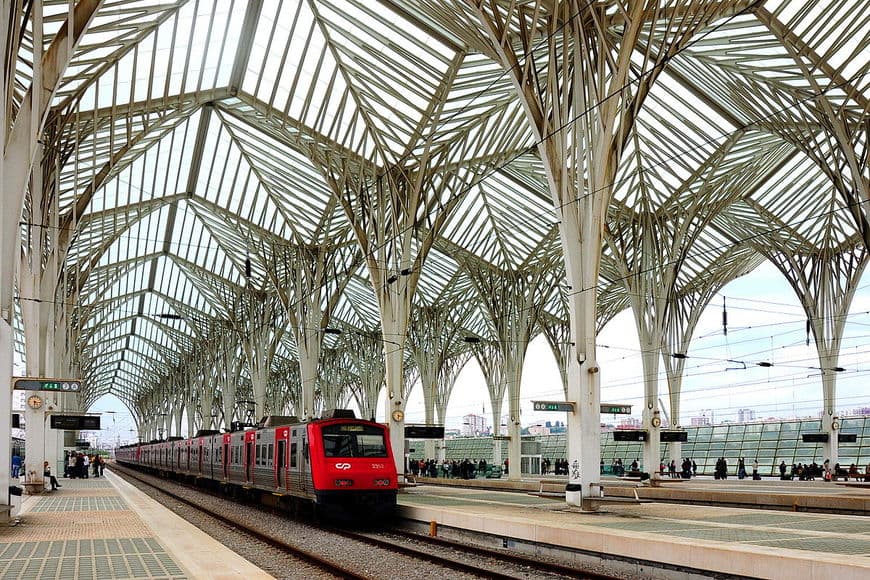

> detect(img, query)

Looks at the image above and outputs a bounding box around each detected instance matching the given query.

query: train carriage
[116,410,398,520]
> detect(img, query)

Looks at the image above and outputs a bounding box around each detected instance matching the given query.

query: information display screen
[613,430,648,442]
[801,433,829,443]
[660,431,688,442]
[404,426,445,439]
[50,415,101,430]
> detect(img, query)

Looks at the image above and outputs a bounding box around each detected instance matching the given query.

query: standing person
[752,458,759,480]
[11,453,22,478]
[82,453,90,479]
[92,455,101,478]
[99,456,106,477]
[691,459,697,477]
[779,461,787,480]
[737,458,746,479]
[75,453,85,478]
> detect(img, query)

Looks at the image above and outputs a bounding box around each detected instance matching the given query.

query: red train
[114,410,398,519]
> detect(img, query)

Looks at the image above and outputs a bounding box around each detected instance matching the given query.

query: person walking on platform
[11,453,21,478]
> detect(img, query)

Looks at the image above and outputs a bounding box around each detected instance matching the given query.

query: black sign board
[12,413,20,428]
[613,430,648,442]
[838,433,858,443]
[50,415,101,430]
[404,425,445,439]
[801,433,829,443]
[660,431,688,442]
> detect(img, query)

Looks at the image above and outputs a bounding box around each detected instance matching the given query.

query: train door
[275,427,288,489]
[198,439,203,475]
[222,435,230,480]
[244,431,255,483]
[186,442,191,472]
[276,440,285,488]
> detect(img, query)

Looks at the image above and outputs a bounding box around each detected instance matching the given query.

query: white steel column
[0,319,12,518]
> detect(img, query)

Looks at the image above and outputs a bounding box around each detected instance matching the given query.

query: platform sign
[660,431,688,442]
[613,430,648,442]
[600,403,632,414]
[50,415,101,430]
[801,433,829,443]
[838,433,857,443]
[13,377,81,392]
[404,425,445,439]
[533,401,575,412]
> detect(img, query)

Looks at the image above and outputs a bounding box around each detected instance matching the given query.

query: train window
[268,444,273,466]
[321,424,388,458]
[290,442,297,468]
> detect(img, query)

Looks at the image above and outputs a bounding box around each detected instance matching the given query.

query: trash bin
[8,486,23,521]
[565,483,582,506]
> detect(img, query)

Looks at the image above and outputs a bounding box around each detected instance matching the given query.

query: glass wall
[409,416,870,476]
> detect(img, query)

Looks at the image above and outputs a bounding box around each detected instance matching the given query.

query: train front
[308,417,398,520]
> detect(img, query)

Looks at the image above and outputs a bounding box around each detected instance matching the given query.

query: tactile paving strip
[31,497,128,512]
[58,479,115,489]
[0,539,186,579]
[751,536,870,555]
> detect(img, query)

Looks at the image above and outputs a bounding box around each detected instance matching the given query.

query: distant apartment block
[737,408,756,423]
[461,413,488,437]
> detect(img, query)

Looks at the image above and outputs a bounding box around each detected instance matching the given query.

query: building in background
[737,408,756,423]
[691,410,714,427]
[616,417,642,429]
[461,413,487,437]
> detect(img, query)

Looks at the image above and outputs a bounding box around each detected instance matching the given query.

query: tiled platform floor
[399,483,870,579]
[0,472,272,580]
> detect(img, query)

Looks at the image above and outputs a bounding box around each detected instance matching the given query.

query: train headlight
[374,478,391,487]
[334,479,354,487]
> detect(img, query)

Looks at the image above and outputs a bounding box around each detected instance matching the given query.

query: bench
[650,477,688,487]
[831,474,865,482]
[588,482,652,506]
[535,479,567,497]
[23,481,47,495]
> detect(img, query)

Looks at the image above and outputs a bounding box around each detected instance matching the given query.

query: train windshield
[321,424,388,458]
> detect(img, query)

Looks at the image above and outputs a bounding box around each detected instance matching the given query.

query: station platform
[0,472,272,580]
[398,476,870,579]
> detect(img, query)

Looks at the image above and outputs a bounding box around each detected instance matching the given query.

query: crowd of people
[409,458,495,479]
[542,458,571,475]
[63,451,105,479]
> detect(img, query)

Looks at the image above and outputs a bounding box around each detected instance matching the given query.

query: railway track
[337,527,614,580]
[112,464,601,579]
[349,528,607,579]
[112,464,366,579]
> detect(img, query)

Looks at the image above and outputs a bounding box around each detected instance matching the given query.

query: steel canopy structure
[2,1,868,505]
